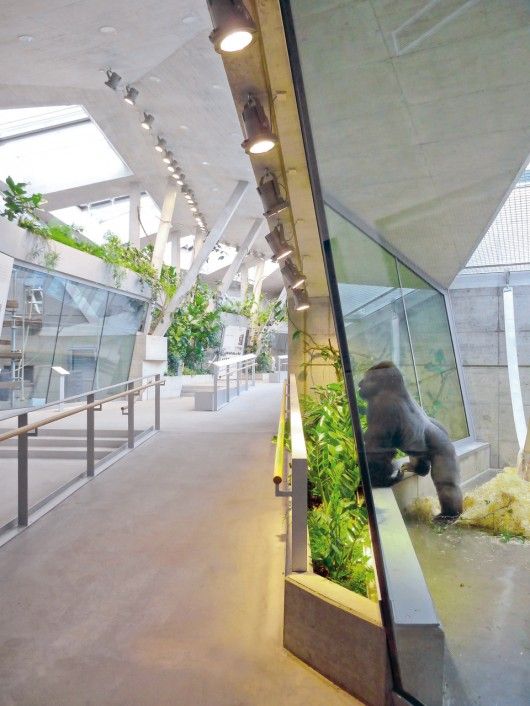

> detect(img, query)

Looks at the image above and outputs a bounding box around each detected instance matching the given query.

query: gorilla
[358,361,463,519]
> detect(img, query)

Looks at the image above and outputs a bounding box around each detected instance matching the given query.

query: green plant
[1,177,44,224]
[166,283,222,374]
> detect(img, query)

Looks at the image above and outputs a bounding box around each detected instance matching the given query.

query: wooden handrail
[273,381,287,485]
[0,379,164,444]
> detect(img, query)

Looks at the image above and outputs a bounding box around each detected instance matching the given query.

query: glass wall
[327,205,468,440]
[0,264,147,411]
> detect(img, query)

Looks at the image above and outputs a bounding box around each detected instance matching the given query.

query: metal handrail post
[236,362,240,396]
[213,369,218,411]
[226,364,230,403]
[252,361,256,386]
[17,413,28,526]
[87,393,95,477]
[245,361,249,391]
[127,382,135,449]
[155,374,161,430]
[291,457,308,572]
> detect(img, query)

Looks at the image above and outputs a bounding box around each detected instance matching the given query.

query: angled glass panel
[397,262,469,440]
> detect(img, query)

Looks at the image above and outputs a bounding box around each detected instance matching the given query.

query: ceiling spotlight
[155,137,167,153]
[207,0,257,54]
[162,150,174,164]
[265,224,293,263]
[105,70,122,90]
[280,259,306,290]
[124,85,139,105]
[167,161,176,173]
[141,113,154,130]
[241,94,277,155]
[190,206,198,213]
[293,288,310,312]
[257,169,289,217]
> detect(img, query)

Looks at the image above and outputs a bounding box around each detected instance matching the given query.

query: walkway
[0,384,362,706]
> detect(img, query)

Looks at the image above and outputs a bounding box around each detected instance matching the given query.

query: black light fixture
[104,70,122,90]
[207,0,257,54]
[257,169,289,217]
[241,94,277,155]
[124,85,139,105]
[155,136,167,153]
[162,150,174,165]
[280,258,306,290]
[265,224,292,263]
[167,160,176,173]
[141,112,154,130]
[293,288,310,312]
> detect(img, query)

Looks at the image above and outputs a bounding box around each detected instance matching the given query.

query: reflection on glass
[94,292,147,393]
[48,281,108,400]
[1,266,64,410]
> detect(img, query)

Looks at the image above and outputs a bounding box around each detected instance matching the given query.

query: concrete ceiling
[292,0,530,287]
[0,0,271,261]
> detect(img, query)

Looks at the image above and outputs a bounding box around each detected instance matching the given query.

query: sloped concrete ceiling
[293,0,530,287]
[0,0,265,255]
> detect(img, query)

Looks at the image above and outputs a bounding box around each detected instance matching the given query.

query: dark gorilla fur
[359,361,463,518]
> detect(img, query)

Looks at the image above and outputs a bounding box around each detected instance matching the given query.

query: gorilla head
[359,361,406,400]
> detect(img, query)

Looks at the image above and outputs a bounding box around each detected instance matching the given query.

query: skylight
[464,163,530,274]
[0,105,131,194]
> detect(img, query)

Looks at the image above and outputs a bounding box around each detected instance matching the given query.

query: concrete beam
[218,218,264,297]
[43,177,133,211]
[128,183,141,248]
[154,180,249,335]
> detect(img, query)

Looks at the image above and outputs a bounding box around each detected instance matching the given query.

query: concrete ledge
[393,440,490,512]
[284,572,392,706]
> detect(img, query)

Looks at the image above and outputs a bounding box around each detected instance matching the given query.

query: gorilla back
[358,361,463,518]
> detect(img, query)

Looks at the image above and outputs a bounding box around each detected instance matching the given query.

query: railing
[273,374,308,572]
[0,374,164,541]
[211,354,256,411]
[275,354,288,373]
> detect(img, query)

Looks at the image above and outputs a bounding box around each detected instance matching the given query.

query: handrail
[0,373,164,542]
[0,375,155,423]
[211,353,256,369]
[273,381,287,485]
[273,374,308,572]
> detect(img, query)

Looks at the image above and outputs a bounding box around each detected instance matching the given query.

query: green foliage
[166,283,222,374]
[299,378,374,598]
[0,176,44,223]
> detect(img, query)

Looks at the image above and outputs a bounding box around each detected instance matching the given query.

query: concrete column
[240,265,248,301]
[193,228,204,261]
[251,260,266,312]
[170,229,181,273]
[151,179,178,274]
[128,184,141,248]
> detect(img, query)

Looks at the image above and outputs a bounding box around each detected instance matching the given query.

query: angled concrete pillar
[218,218,264,297]
[154,180,249,335]
[193,228,205,260]
[128,183,141,248]
[170,229,181,272]
[240,265,249,301]
[251,260,266,309]
[151,180,178,274]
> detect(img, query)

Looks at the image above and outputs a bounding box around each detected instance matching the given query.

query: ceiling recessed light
[99,26,117,34]
[149,75,161,83]
[202,161,210,166]
[212,84,223,90]
[182,15,197,24]
[179,124,189,131]
[18,35,34,43]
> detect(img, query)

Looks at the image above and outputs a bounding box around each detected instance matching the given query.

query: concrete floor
[407,522,530,706]
[0,384,362,706]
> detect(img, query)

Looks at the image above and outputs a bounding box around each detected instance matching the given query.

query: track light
[162,150,173,164]
[155,137,167,153]
[265,224,293,263]
[241,94,277,155]
[207,0,257,54]
[104,70,122,90]
[141,113,154,130]
[293,288,310,312]
[280,259,306,290]
[171,172,184,185]
[190,205,198,213]
[124,85,139,105]
[167,161,176,173]
[257,169,289,217]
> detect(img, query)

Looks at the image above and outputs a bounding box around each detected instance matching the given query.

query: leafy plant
[0,176,44,223]
[166,283,222,374]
